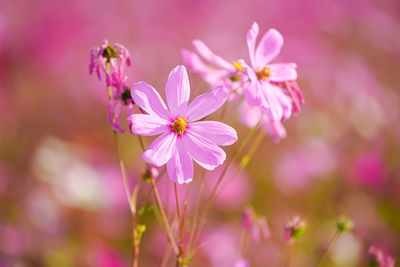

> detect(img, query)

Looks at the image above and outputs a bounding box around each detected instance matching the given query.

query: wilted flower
[129,65,238,184]
[284,216,307,243]
[368,246,395,267]
[89,40,134,132]
[89,39,132,85]
[242,206,270,242]
[182,40,247,102]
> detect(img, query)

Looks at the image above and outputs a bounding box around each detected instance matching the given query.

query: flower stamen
[256,67,271,80]
[172,117,188,135]
[233,61,244,71]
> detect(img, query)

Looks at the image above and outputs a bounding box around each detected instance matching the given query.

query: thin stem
[240,230,249,258]
[317,230,340,266]
[150,177,180,256]
[106,62,112,100]
[174,183,181,220]
[177,203,188,267]
[216,129,265,200]
[137,135,146,154]
[132,216,139,267]
[286,241,296,267]
[187,170,206,253]
[219,100,229,120]
[112,131,133,212]
[191,119,262,251]
[160,244,172,267]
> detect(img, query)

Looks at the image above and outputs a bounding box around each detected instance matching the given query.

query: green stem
[286,241,296,267]
[317,230,340,266]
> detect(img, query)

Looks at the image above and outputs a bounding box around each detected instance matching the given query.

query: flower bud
[284,216,307,243]
[142,166,159,181]
[336,215,354,233]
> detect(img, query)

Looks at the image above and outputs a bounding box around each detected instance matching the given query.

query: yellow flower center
[172,117,188,135]
[256,67,271,80]
[233,61,244,71]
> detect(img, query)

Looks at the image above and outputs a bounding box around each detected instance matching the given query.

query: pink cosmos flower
[239,101,286,142]
[241,22,300,121]
[368,246,395,267]
[129,65,238,184]
[182,40,247,102]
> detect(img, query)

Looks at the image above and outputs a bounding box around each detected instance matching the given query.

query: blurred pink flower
[182,41,246,102]
[91,245,125,267]
[351,152,386,189]
[368,246,395,267]
[129,65,237,184]
[275,140,337,192]
[239,101,286,142]
[201,227,241,267]
[242,206,270,242]
[206,163,252,211]
[241,22,299,121]
[233,258,249,267]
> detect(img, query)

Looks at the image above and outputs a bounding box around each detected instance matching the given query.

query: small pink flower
[129,65,238,184]
[368,246,395,267]
[182,40,246,102]
[241,22,300,121]
[242,206,270,242]
[239,101,286,142]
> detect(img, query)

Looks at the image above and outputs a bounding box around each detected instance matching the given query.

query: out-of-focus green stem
[317,230,340,266]
[286,241,296,267]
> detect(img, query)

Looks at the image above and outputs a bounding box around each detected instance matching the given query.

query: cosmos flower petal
[128,114,170,136]
[186,86,228,122]
[246,22,259,69]
[255,29,283,69]
[238,59,257,82]
[189,121,238,146]
[131,82,171,120]
[142,132,177,166]
[262,120,287,143]
[244,81,263,106]
[167,139,193,184]
[238,101,264,129]
[181,49,209,74]
[271,85,292,120]
[166,65,190,118]
[269,63,297,82]
[261,83,283,121]
[183,131,226,170]
[193,40,235,71]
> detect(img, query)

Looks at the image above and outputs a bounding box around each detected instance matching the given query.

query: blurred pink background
[0,0,399,266]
